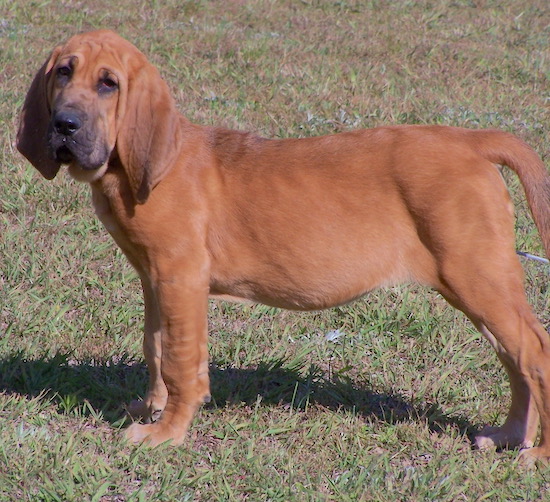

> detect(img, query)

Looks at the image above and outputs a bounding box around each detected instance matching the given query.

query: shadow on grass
[0,351,477,438]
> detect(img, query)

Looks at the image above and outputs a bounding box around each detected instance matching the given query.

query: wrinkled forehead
[55,31,144,72]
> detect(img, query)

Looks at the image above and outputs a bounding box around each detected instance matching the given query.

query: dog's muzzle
[48,109,108,170]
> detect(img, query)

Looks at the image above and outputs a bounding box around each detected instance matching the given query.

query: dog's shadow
[0,351,476,439]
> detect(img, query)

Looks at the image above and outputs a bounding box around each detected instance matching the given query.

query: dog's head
[17,30,180,203]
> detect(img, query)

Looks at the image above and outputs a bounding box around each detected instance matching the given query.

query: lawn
[1,0,549,500]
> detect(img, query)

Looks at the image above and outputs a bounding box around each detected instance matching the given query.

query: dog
[17,29,550,463]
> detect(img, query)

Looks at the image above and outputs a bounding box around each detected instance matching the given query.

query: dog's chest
[90,178,167,276]
[90,181,139,252]
[92,189,118,233]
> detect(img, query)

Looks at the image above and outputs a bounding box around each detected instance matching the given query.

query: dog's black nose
[53,111,82,136]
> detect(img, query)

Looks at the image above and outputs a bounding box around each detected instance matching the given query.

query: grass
[1,0,549,499]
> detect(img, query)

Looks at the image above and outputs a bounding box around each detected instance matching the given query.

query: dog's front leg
[125,260,210,447]
[126,277,168,423]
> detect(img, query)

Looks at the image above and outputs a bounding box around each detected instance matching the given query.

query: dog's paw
[474,425,534,450]
[125,422,185,447]
[517,447,550,469]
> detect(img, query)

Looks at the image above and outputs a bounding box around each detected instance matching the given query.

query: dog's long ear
[17,47,62,179]
[116,62,181,204]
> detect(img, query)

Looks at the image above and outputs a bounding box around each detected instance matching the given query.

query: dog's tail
[472,129,550,258]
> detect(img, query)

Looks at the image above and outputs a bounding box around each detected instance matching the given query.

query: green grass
[1,0,550,500]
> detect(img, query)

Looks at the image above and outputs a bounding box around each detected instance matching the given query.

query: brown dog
[17,30,550,462]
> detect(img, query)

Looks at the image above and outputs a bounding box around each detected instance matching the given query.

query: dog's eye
[98,76,118,94]
[56,66,72,79]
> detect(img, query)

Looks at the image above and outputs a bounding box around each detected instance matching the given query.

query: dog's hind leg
[436,251,550,464]
[474,321,540,450]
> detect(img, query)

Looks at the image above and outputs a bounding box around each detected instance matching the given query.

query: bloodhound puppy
[17,30,550,463]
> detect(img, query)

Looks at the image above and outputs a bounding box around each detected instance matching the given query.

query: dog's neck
[91,158,136,219]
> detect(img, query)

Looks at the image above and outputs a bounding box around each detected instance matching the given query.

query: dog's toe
[474,425,534,451]
[125,422,186,447]
[517,447,550,469]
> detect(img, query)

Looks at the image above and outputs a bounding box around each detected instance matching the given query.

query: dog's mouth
[49,133,79,165]
[50,136,108,172]
[51,135,111,182]
[55,144,75,164]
